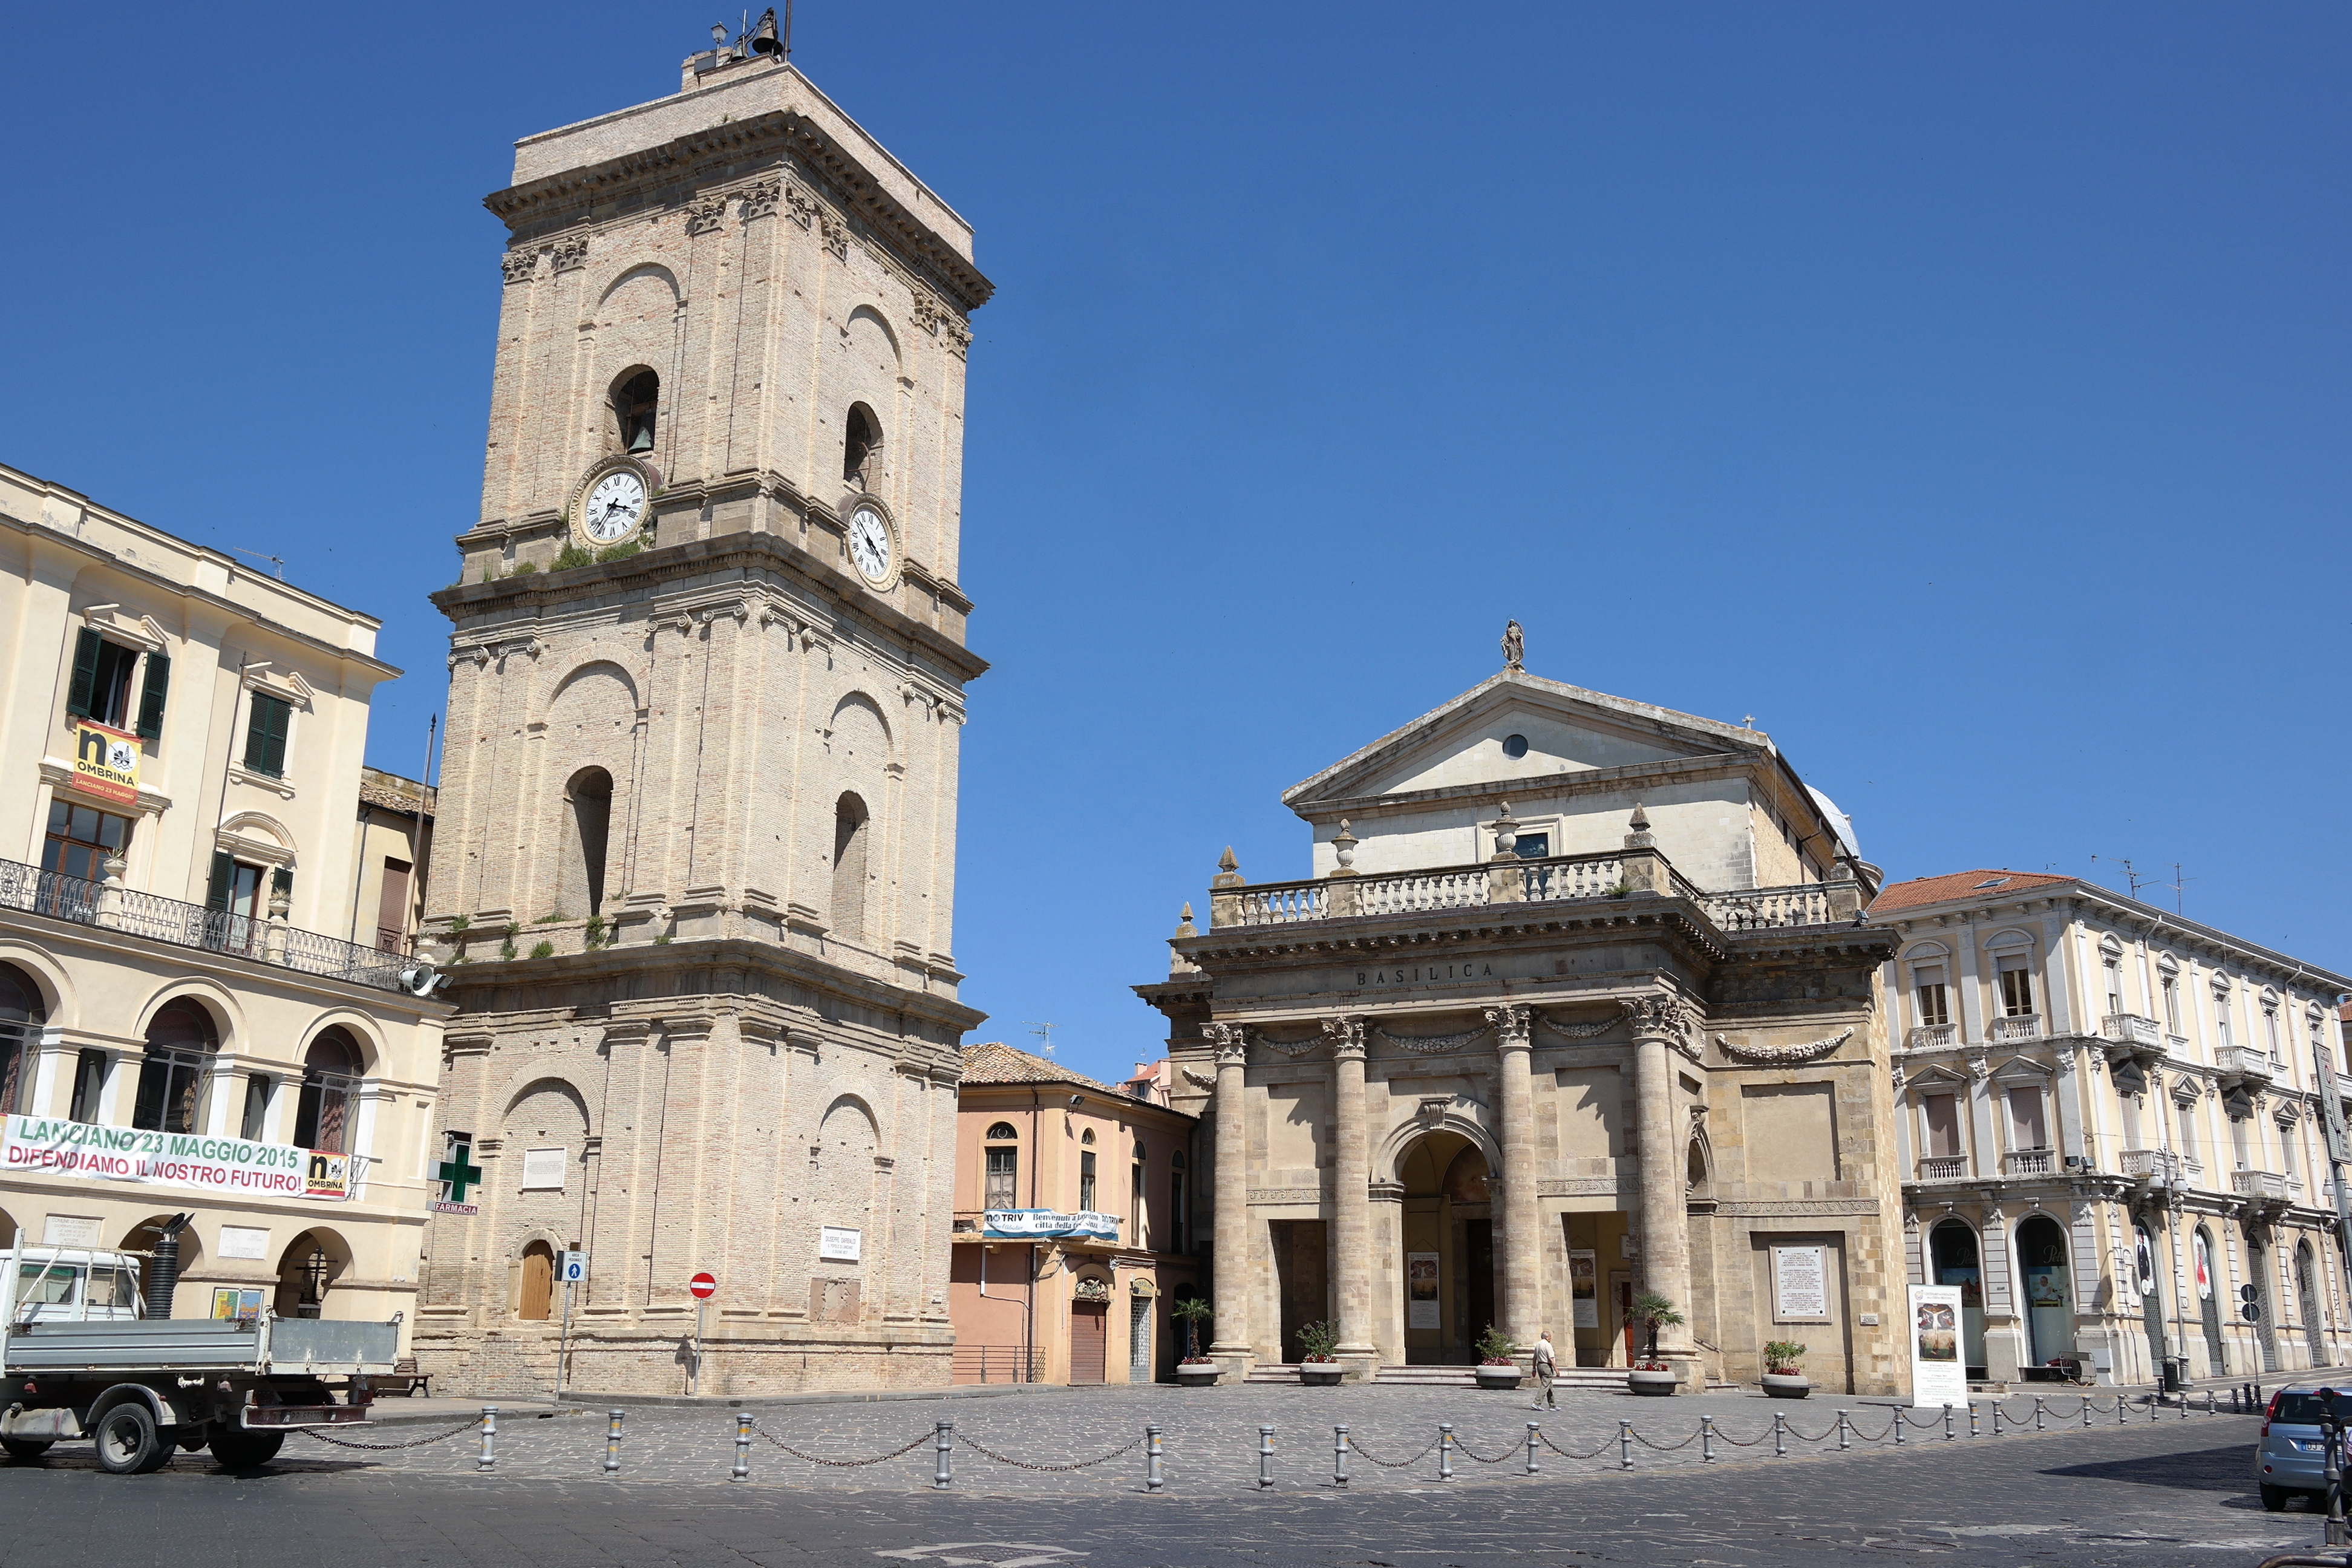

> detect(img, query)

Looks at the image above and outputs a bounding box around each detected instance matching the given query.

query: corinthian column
[1324,1016,1376,1379]
[1629,991,1697,1390]
[1204,1023,1255,1381]
[1485,1004,1540,1350]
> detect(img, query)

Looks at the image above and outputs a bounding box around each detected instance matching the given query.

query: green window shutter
[270,867,293,900]
[244,694,290,777]
[205,852,235,912]
[65,629,101,719]
[134,650,171,742]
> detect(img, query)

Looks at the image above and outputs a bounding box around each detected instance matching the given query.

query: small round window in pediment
[1501,734,1529,759]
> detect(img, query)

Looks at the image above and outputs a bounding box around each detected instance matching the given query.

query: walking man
[1530,1329,1557,1409]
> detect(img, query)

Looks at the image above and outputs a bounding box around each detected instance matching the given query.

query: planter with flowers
[1295,1319,1344,1385]
[1626,1292,1684,1396]
[1474,1324,1524,1390]
[1761,1340,1810,1399]
[1172,1295,1221,1385]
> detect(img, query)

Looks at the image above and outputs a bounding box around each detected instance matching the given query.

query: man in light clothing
[1530,1330,1557,1409]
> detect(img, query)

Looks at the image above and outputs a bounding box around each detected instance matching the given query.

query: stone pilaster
[1629,991,1699,1391]
[1204,1022,1255,1383]
[1324,1016,1376,1380]
[1485,1003,1540,1348]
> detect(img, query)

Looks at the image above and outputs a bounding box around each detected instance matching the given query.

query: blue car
[2257,1385,2352,1511]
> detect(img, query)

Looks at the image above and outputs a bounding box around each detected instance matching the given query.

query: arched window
[985,1122,1018,1141]
[1080,1128,1096,1145]
[561,766,614,918]
[518,1240,555,1321]
[0,961,45,1117]
[843,403,882,486]
[984,1125,1018,1208]
[294,1027,361,1154]
[1079,1148,1098,1212]
[831,792,870,945]
[1131,1141,1148,1244]
[612,370,659,454]
[134,998,218,1134]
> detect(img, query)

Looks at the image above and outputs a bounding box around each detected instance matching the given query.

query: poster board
[1908,1284,1970,1408]
[1569,1249,1598,1328]
[1406,1252,1440,1328]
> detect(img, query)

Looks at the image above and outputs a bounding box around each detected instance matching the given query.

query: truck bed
[1,1316,400,1376]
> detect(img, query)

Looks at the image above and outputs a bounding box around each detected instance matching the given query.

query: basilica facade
[1140,662,1909,1394]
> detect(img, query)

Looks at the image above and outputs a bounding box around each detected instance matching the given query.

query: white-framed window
[2160,965,2182,1033]
[1913,962,1950,1028]
[1997,956,2034,1018]
[2104,956,2125,1018]
[2214,987,2233,1051]
[1922,1093,1963,1158]
[2007,1086,2048,1151]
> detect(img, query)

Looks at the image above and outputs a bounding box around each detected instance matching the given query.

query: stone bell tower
[412,39,990,1396]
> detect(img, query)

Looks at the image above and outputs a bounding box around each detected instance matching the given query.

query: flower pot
[1627,1368,1679,1397]
[1475,1364,1524,1390]
[1762,1373,1811,1400]
[1299,1362,1344,1386]
[1176,1362,1222,1387]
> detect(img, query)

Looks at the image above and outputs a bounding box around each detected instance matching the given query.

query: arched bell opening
[1394,1131,1494,1366]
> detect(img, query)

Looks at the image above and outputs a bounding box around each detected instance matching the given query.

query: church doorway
[1269,1219,1328,1365]
[1395,1132,1493,1365]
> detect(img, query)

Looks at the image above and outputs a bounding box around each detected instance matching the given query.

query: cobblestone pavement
[0,1406,2324,1567]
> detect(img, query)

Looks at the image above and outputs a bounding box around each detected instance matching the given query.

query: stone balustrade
[2003,1149,2055,1177]
[1697,881,1860,931]
[2213,1044,2275,1082]
[2103,1013,2161,1047]
[2121,1148,2182,1181]
[1906,1023,1956,1050]
[2232,1169,2288,1201]
[1989,1014,2042,1044]
[1916,1155,1969,1180]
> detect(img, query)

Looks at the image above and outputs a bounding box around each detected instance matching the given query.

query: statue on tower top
[1501,619,1524,671]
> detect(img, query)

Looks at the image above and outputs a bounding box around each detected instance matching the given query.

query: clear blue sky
[4,4,2345,1086]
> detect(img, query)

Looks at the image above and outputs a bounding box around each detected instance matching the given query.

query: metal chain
[1896,1406,1942,1427]
[956,1431,1145,1472]
[1344,1433,1442,1469]
[1536,1429,1615,1461]
[1710,1423,1773,1448]
[1782,1419,1839,1443]
[295,1417,483,1451]
[1852,1411,1900,1442]
[1452,1435,1522,1463]
[750,1424,935,1468]
[1628,1425,1702,1452]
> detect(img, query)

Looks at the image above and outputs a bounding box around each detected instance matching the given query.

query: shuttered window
[244,693,292,777]
[135,650,170,741]
[65,629,101,718]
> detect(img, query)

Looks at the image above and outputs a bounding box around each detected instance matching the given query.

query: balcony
[0,856,408,994]
[2336,1074,2352,1099]
[1990,1014,2042,1044]
[2122,1149,2183,1182]
[1907,1023,1957,1050]
[1916,1155,1970,1181]
[2003,1149,2056,1178]
[2103,1013,2161,1047]
[2214,1045,2275,1083]
[1700,883,1857,932]
[2232,1169,2289,1202]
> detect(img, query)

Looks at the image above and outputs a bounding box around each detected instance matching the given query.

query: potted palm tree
[1295,1319,1344,1385]
[1627,1292,1683,1396]
[1474,1325,1523,1390]
[1762,1340,1809,1399]
[1173,1296,1220,1386]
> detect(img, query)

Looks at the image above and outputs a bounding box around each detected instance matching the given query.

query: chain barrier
[1452,1434,1523,1463]
[955,1431,1145,1472]
[1709,1421,1774,1448]
[1536,1428,1617,1461]
[748,1422,936,1468]
[1782,1418,1840,1443]
[295,1417,483,1451]
[1344,1433,1442,1469]
[1628,1424,1702,1452]
[1847,1411,1899,1442]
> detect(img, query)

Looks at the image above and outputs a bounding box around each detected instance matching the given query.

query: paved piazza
[0,1385,2330,1566]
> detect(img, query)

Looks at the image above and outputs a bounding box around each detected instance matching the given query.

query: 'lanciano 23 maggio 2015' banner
[2,1116,349,1200]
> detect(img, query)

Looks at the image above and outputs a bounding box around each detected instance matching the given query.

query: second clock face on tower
[847,505,896,587]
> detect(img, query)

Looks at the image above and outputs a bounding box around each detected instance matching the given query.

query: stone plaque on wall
[1772,1244,1829,1321]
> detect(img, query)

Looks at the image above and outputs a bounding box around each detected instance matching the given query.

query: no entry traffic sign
[690,1271,718,1300]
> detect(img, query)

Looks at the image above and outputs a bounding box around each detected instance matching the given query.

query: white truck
[1,1245,397,1473]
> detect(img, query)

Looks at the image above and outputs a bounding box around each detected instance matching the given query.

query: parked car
[2256,1384,2352,1511]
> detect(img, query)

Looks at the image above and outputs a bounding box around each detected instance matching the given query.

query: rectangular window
[1131,1160,1146,1244]
[70,1050,108,1123]
[0,1022,31,1117]
[1130,1294,1151,1373]
[1513,832,1550,860]
[2215,998,2233,1051]
[2265,1008,2282,1059]
[66,630,142,729]
[42,800,131,883]
[1913,965,1950,1028]
[1997,959,2034,1018]
[243,692,292,778]
[1079,1150,1097,1213]
[984,1146,1018,1209]
[2175,1101,2198,1161]
[2008,1088,2047,1149]
[2161,974,2181,1031]
[1169,1170,1187,1252]
[132,1052,206,1135]
[240,1073,272,1141]
[205,853,267,953]
[2281,1128,2297,1178]
[295,1070,353,1154]
[1924,1094,1962,1158]
[2104,959,2124,1018]
[376,858,413,953]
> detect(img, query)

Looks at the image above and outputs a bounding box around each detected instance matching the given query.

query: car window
[16,1264,79,1305]
[87,1265,139,1308]
[2275,1392,2352,1423]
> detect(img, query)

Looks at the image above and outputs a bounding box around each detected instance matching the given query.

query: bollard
[2206,1389,2216,1417]
[1942,1402,1955,1440]
[2082,1396,2092,1429]
[478,1405,497,1472]
[2115,1394,2126,1427]
[1439,1423,1455,1481]
[1145,1424,1163,1492]
[733,1408,752,1481]
[1967,1403,1980,1439]
[1991,1403,2002,1437]
[1773,1410,1786,1458]
[2033,1397,2045,1432]
[1334,1425,1350,1488]
[1700,1415,1715,1463]
[604,1408,625,1474]
[2181,1390,2190,1422]
[1892,1407,1903,1446]
[933,1421,953,1490]
[1619,1417,1633,1471]
[1525,1422,1540,1477]
[1836,1410,1851,1451]
[1258,1425,1276,1489]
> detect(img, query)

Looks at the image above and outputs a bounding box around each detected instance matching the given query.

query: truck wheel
[93,1403,169,1475]
[208,1429,284,1468]
[1,1439,53,1462]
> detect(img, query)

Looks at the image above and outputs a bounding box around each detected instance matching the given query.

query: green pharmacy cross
[437,1145,484,1204]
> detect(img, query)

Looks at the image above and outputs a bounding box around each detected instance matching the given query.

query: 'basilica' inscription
[1356,962,1495,987]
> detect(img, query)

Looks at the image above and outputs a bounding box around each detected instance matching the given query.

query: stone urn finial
[1491,801,1518,860]
[1331,819,1359,876]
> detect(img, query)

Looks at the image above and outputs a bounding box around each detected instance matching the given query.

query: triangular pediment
[1283,670,1765,811]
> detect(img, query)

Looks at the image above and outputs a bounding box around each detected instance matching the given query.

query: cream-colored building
[1138,656,1910,1394]
[0,460,451,1328]
[1878,869,2352,1385]
[410,39,988,1395]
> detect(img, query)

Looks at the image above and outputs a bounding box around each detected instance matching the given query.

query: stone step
[1242,1364,1671,1389]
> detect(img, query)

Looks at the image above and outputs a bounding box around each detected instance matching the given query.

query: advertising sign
[1407,1252,1441,1328]
[1908,1284,1970,1408]
[71,720,140,807]
[2,1115,347,1201]
[980,1209,1120,1241]
[1569,1249,1598,1328]
[211,1287,264,1325]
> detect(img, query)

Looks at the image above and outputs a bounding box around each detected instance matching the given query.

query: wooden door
[1070,1302,1108,1383]
[376,860,412,953]
[520,1243,554,1321]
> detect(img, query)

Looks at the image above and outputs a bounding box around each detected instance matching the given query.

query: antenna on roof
[2163,862,2195,915]
[1024,1021,1056,1056]
[2091,855,2160,903]
[228,547,285,580]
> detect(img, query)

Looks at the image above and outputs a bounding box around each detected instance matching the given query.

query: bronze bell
[748,8,783,57]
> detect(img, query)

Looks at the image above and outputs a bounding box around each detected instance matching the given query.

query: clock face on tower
[582,469,647,544]
[847,505,896,587]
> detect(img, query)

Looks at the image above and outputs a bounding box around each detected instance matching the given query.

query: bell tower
[413,41,990,1396]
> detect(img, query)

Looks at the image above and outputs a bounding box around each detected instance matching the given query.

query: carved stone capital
[548,236,588,273]
[1202,1022,1247,1068]
[1322,1016,1367,1060]
[500,249,540,284]
[741,179,781,220]
[685,195,729,235]
[1625,992,1694,1042]
[1482,1003,1532,1048]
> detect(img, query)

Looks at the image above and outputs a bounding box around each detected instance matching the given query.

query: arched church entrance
[1396,1132,1494,1365]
